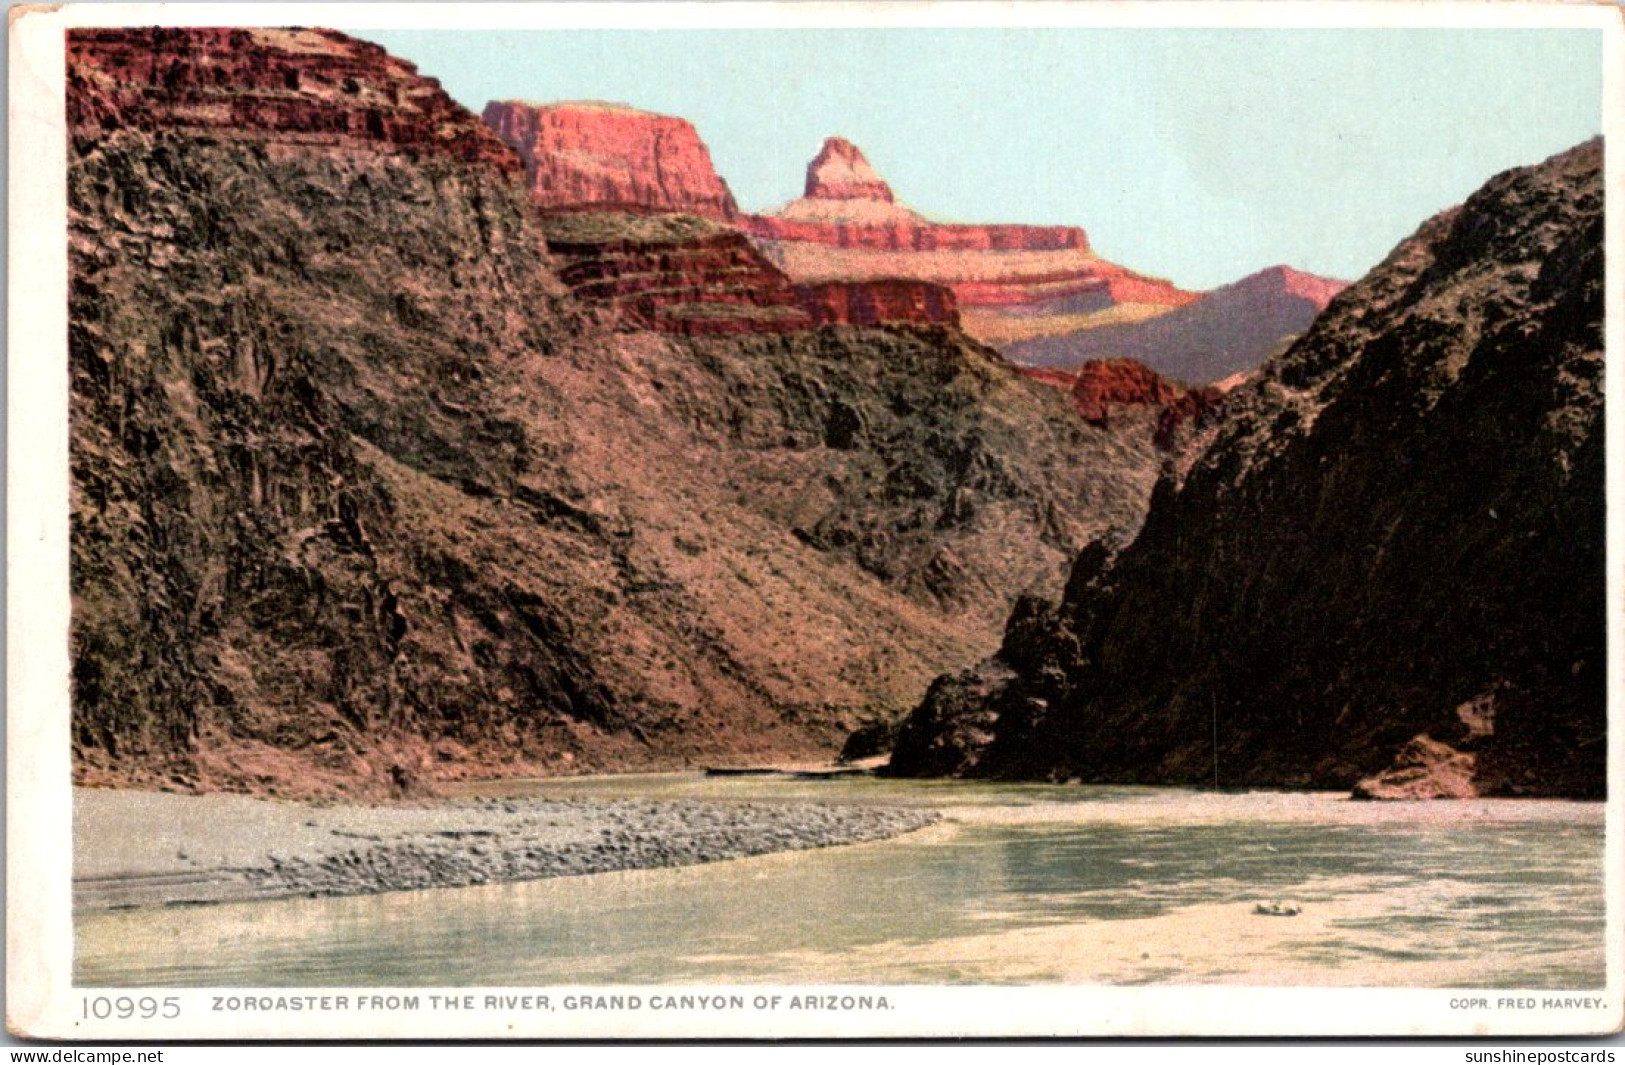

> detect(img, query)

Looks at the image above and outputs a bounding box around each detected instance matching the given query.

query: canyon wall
[795,279,959,329]
[69,28,1160,796]
[890,140,1606,799]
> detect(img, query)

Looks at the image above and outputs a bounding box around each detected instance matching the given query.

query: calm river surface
[75,776,1605,987]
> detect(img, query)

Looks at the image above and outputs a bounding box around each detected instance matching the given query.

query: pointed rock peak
[805,137,895,202]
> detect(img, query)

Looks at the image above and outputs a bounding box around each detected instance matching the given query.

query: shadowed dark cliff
[889,139,1606,799]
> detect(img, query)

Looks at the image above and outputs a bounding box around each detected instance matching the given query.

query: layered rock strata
[538,211,962,333]
[483,100,740,220]
[69,28,1161,796]
[745,136,1195,320]
[1016,360,1229,451]
[69,27,521,174]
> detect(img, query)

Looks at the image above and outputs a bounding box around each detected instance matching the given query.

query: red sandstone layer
[68,28,522,175]
[795,279,959,329]
[542,214,959,335]
[1017,358,1228,448]
[743,214,1089,253]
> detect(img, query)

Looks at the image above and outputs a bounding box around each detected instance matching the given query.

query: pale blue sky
[353,28,1602,289]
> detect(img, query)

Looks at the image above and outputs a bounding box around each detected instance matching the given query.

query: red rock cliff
[795,279,960,328]
[68,28,522,175]
[540,213,810,336]
[483,100,740,221]
[745,215,1090,253]
[1017,359,1227,449]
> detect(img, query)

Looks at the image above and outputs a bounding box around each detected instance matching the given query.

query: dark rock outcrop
[69,28,1162,797]
[889,140,1606,799]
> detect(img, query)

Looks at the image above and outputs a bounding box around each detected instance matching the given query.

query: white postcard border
[7,0,1623,1041]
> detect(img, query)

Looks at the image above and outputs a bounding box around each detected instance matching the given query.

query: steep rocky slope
[1017,360,1230,452]
[1008,265,1348,385]
[69,28,1159,797]
[889,140,1605,799]
[481,100,741,220]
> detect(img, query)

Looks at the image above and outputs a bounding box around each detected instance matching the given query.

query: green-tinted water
[75,778,1605,987]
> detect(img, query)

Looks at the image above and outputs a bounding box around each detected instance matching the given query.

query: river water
[75,776,1606,987]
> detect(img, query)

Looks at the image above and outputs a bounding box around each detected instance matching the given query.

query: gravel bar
[73,788,940,912]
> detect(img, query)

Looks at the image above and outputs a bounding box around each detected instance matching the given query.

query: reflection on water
[75,779,1605,988]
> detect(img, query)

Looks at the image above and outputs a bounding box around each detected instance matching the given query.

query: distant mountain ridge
[1008,265,1349,385]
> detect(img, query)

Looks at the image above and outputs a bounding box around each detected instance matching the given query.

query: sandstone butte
[742,136,1198,315]
[482,99,742,221]
[803,136,897,202]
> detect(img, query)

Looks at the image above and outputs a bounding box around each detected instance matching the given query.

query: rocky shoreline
[72,788,940,912]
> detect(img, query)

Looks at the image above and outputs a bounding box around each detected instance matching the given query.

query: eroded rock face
[69,28,1163,797]
[539,212,813,335]
[749,137,1091,252]
[890,139,1606,799]
[69,27,523,175]
[1008,265,1348,385]
[1016,360,1228,450]
[744,136,1197,348]
[795,279,959,328]
[483,100,741,220]
[478,118,978,334]
[1065,360,1186,423]
[537,211,964,333]
[804,136,896,202]
[753,136,1090,251]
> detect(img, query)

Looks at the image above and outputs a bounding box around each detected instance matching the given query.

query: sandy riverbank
[72,787,939,912]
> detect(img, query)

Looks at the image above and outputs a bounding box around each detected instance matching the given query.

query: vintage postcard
[7,0,1622,1041]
